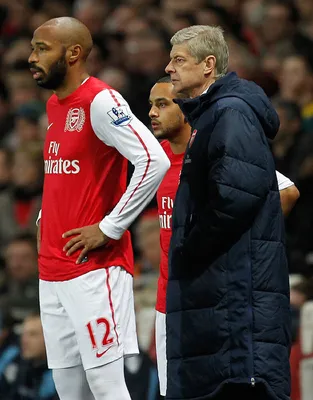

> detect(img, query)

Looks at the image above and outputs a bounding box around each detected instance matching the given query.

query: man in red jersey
[28,17,170,400]
[149,76,299,397]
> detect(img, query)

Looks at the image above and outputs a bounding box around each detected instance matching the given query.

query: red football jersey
[156,140,184,313]
[39,77,170,281]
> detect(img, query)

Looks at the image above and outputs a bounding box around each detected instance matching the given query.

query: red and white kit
[155,139,294,396]
[156,140,184,396]
[38,77,169,370]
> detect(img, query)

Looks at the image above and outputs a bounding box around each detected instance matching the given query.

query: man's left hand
[62,223,110,264]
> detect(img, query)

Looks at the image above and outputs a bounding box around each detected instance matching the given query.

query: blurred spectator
[0,142,43,249]
[5,70,41,115]
[125,350,161,400]
[0,81,13,143]
[134,210,160,286]
[272,100,303,178]
[98,67,130,97]
[0,313,58,400]
[291,279,313,309]
[133,211,160,358]
[73,0,110,39]
[85,44,108,78]
[0,309,19,379]
[289,278,313,400]
[279,54,313,133]
[12,102,45,147]
[0,146,12,193]
[261,0,313,63]
[289,278,313,343]
[295,0,313,40]
[1,233,39,324]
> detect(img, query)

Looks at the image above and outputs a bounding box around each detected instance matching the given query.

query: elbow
[292,185,300,202]
[287,185,300,206]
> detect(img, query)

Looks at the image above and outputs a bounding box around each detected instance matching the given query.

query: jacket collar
[174,72,238,123]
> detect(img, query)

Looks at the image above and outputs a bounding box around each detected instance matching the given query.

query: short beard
[35,50,67,90]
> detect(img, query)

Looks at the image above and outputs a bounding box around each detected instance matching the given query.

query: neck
[55,69,90,100]
[169,125,191,154]
[189,78,215,98]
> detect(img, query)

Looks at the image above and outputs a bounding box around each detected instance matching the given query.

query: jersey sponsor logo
[189,129,197,147]
[107,106,132,126]
[45,141,80,174]
[44,158,80,174]
[159,196,173,229]
[65,107,85,132]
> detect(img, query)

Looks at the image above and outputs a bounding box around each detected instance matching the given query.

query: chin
[154,131,168,140]
[172,83,186,97]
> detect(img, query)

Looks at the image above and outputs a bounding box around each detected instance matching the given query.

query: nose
[165,60,175,74]
[28,50,39,65]
[149,105,159,119]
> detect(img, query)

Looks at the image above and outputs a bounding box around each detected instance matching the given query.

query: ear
[203,55,216,76]
[68,44,82,64]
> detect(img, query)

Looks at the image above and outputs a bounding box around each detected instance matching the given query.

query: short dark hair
[156,76,172,84]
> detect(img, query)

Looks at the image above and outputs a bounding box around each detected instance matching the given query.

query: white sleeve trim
[276,170,294,191]
[90,88,170,240]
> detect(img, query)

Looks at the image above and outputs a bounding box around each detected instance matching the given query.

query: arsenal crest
[65,107,85,132]
[189,129,197,147]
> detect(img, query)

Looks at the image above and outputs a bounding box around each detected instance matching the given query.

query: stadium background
[1,0,313,398]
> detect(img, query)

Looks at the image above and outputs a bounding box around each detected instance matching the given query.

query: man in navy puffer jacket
[164,25,291,400]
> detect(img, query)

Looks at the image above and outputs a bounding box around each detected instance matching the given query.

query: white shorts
[155,311,167,396]
[39,267,139,370]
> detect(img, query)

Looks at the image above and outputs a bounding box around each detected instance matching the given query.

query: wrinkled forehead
[169,43,191,59]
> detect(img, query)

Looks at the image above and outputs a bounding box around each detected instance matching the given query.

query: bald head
[37,17,93,61]
[29,17,93,91]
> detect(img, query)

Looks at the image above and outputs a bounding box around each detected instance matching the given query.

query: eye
[176,57,184,64]
[39,47,46,52]
[159,103,166,108]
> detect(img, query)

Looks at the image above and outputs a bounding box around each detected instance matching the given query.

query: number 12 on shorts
[87,318,114,358]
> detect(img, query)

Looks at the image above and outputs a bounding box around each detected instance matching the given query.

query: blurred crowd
[1,0,313,399]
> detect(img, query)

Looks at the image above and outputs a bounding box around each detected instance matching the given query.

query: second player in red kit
[149,77,190,397]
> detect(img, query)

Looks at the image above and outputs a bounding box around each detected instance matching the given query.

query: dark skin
[30,18,110,264]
